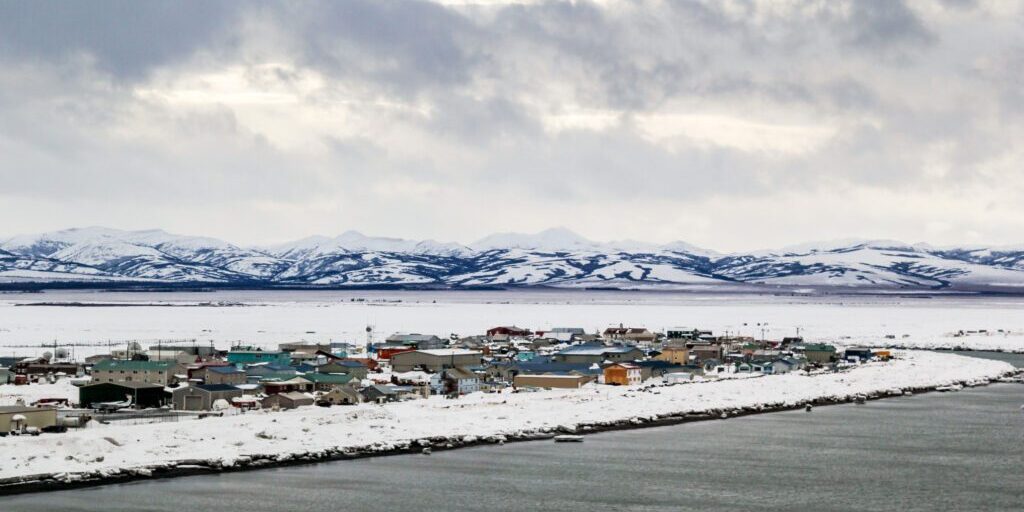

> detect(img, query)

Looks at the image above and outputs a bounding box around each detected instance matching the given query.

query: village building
[486,326,532,337]
[487,358,603,382]
[147,344,219,358]
[800,344,838,364]
[244,364,297,382]
[321,386,362,405]
[172,384,243,411]
[78,381,169,409]
[688,343,724,363]
[443,367,481,395]
[843,347,874,362]
[551,344,644,365]
[664,372,695,384]
[602,326,657,344]
[513,374,592,389]
[380,333,447,350]
[201,365,247,385]
[278,342,331,354]
[263,376,313,395]
[91,359,181,386]
[1,405,58,434]
[360,384,400,403]
[316,360,369,380]
[666,328,714,341]
[226,350,291,366]
[654,345,690,364]
[633,360,693,380]
[302,372,354,391]
[390,349,483,372]
[603,363,642,386]
[142,350,196,365]
[261,391,314,410]
[17,362,85,377]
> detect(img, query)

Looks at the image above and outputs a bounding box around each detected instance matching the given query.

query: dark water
[5,353,1023,512]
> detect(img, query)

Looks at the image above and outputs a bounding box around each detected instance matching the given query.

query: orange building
[603,363,641,386]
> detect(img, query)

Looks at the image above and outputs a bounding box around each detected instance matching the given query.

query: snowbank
[0,380,79,406]
[0,351,1015,493]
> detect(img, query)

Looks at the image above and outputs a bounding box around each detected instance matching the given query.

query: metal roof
[193,384,240,392]
[92,359,174,372]
[556,344,640,356]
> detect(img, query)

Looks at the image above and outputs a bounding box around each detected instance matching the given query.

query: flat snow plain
[1,289,1024,356]
[0,351,1015,481]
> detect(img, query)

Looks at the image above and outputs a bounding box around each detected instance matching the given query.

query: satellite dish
[42,351,53,361]
[366,325,373,333]
[56,348,69,359]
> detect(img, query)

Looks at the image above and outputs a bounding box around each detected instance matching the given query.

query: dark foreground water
[5,354,1023,512]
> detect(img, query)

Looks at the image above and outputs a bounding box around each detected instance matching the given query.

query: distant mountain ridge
[2,227,1024,292]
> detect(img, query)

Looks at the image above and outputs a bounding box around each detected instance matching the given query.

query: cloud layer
[1,0,1023,251]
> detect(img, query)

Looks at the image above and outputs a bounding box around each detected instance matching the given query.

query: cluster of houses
[0,326,893,432]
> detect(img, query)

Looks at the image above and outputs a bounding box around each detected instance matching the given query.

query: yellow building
[655,347,690,364]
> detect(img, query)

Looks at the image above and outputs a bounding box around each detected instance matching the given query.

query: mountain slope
[3,228,1024,291]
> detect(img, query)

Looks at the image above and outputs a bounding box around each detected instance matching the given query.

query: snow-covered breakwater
[0,351,1018,495]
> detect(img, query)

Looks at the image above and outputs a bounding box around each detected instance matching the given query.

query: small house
[360,384,400,403]
[321,386,362,405]
[603,363,642,386]
[261,391,314,410]
[443,367,480,395]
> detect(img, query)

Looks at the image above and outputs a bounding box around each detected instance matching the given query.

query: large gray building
[172,384,243,411]
[551,344,644,365]
[390,349,483,372]
[378,333,447,350]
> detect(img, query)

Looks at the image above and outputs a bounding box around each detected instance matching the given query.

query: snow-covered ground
[0,379,79,406]
[2,290,1024,357]
[0,351,1014,482]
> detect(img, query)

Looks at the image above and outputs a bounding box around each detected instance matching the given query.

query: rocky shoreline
[2,368,1020,497]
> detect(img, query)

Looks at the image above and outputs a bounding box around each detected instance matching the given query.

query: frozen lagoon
[1,289,1023,357]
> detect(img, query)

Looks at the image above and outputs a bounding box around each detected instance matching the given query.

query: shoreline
[2,367,1020,497]
[891,346,1024,355]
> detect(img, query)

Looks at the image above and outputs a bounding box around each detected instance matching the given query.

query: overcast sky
[2,0,1023,251]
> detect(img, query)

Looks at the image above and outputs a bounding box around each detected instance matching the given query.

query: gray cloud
[0,0,1022,250]
[0,1,239,80]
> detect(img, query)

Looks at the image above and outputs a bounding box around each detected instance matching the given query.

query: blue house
[227,350,291,366]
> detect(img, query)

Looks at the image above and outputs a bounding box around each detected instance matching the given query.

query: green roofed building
[91,359,182,386]
[799,344,837,364]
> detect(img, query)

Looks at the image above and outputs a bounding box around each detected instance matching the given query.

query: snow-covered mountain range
[3,227,1024,292]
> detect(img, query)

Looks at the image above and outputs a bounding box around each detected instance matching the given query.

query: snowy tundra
[2,290,1024,357]
[0,351,1015,483]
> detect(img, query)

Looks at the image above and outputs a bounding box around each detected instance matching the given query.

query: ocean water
[6,358,1022,511]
